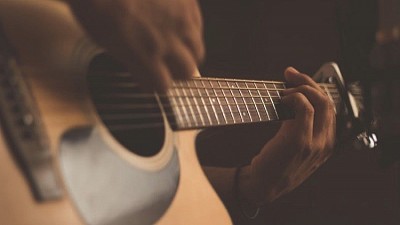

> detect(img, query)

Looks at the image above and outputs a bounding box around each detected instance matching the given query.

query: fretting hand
[239,67,336,205]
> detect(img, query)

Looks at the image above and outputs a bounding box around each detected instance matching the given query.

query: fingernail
[287,67,299,74]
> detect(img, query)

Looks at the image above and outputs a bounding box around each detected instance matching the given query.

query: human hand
[67,0,204,91]
[239,67,336,205]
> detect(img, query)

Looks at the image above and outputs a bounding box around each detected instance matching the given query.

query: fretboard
[166,77,341,130]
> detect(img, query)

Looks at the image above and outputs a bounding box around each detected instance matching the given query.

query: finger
[280,93,314,152]
[125,54,172,92]
[107,40,172,92]
[282,85,333,141]
[103,22,172,91]
[189,0,203,29]
[283,68,336,160]
[189,0,205,63]
[164,36,198,80]
[180,25,205,65]
[284,67,324,93]
[172,1,204,64]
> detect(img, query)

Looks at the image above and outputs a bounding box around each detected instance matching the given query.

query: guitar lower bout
[59,123,180,225]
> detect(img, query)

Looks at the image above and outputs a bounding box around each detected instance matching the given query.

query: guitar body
[0,1,231,225]
[0,1,369,225]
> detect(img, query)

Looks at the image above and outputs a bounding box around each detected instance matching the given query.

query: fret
[178,81,201,126]
[236,82,253,122]
[256,83,272,120]
[168,78,341,130]
[219,80,229,88]
[210,80,229,125]
[193,80,213,126]
[197,81,218,125]
[246,82,263,121]
[275,83,285,99]
[217,80,235,123]
[227,81,236,89]
[254,83,271,121]
[223,92,241,120]
[168,88,188,128]
[249,82,266,121]
[264,83,279,120]
[203,80,221,125]
[228,82,245,123]
[179,82,200,127]
[186,80,206,126]
[214,88,233,118]
[173,83,194,127]
[240,82,260,121]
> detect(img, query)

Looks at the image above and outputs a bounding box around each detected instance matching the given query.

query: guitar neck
[165,77,341,130]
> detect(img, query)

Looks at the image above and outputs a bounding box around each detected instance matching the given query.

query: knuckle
[299,84,313,93]
[196,42,206,62]
[303,102,315,115]
[318,95,330,109]
[296,136,312,152]
[326,136,336,151]
[292,93,314,114]
[139,30,164,57]
[292,92,307,103]
[321,94,331,105]
[301,147,313,159]
[312,142,324,153]
[299,73,314,84]
[315,94,334,115]
[306,76,317,86]
[327,100,336,112]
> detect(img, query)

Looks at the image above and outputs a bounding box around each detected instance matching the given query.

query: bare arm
[204,67,335,219]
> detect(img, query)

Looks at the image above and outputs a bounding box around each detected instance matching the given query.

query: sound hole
[87,56,165,157]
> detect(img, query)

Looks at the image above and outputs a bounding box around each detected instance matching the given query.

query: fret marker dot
[212,98,216,103]
[242,112,246,116]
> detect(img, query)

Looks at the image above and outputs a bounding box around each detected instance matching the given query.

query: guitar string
[95,85,341,97]
[101,101,341,119]
[94,89,344,108]
[94,74,338,88]
[96,87,343,114]
[95,74,340,89]
[96,90,343,98]
[103,101,341,123]
[96,97,342,110]
[93,79,358,130]
[100,97,343,131]
[94,87,344,98]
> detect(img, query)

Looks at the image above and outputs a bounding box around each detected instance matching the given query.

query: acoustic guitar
[0,1,371,225]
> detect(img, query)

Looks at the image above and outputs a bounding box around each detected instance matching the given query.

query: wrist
[242,165,273,204]
[233,166,261,219]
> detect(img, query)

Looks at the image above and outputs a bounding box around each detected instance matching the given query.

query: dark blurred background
[197,0,400,224]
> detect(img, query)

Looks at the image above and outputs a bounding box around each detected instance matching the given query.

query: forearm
[203,167,236,205]
[203,165,265,223]
[204,165,263,203]
[0,0,100,77]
